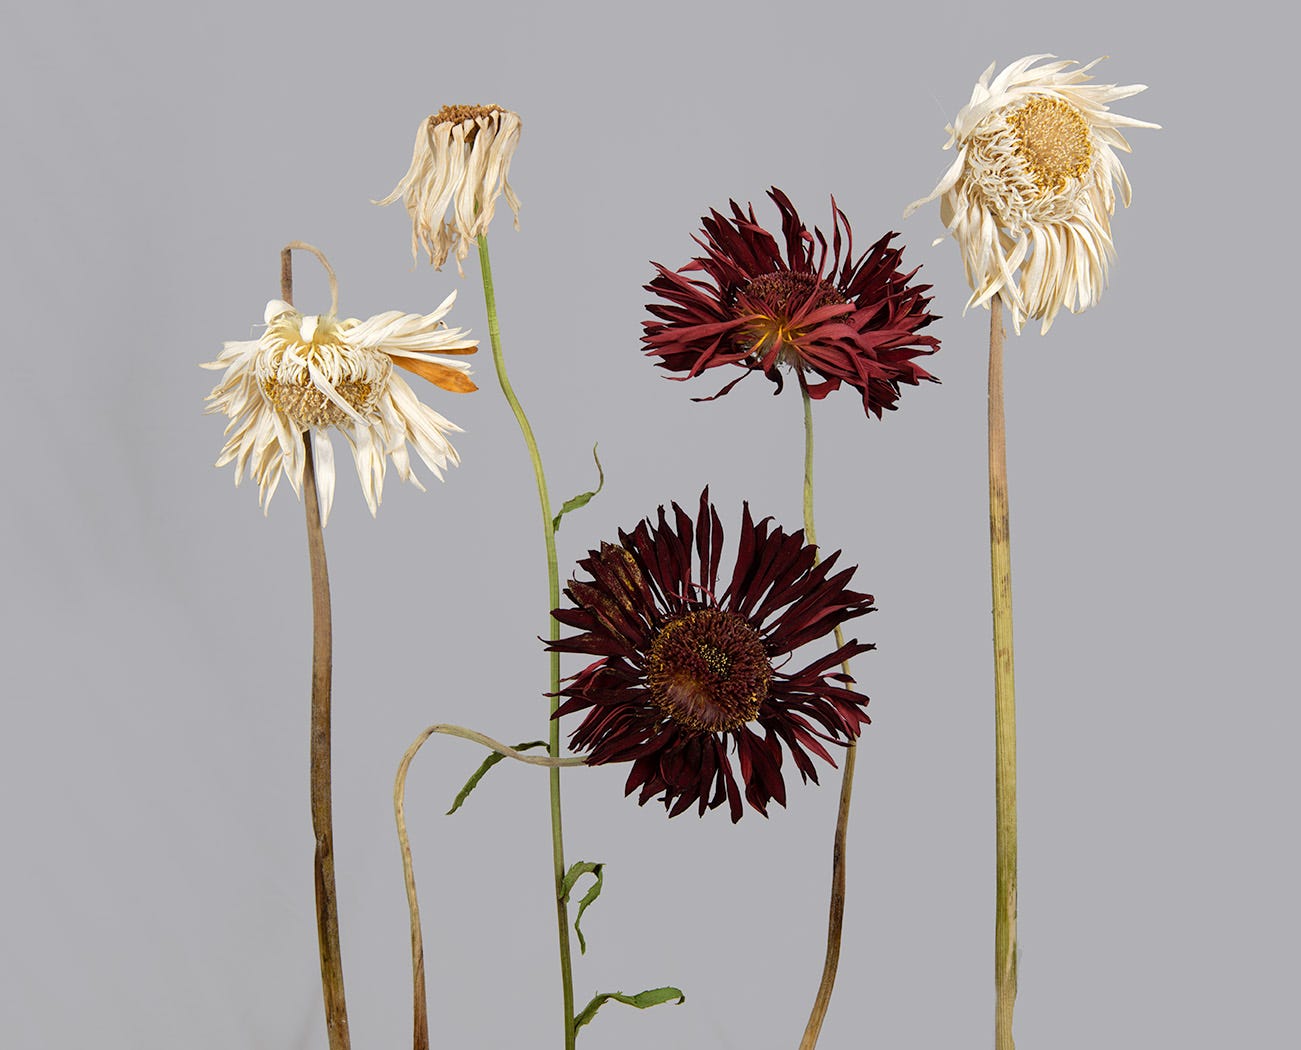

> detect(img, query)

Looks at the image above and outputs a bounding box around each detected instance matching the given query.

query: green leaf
[573,987,686,1034]
[560,861,604,954]
[445,741,548,815]
[552,445,604,533]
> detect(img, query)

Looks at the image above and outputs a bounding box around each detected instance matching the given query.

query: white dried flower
[378,105,522,274]
[204,293,477,524]
[905,55,1158,333]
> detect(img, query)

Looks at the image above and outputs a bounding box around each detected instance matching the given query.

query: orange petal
[391,355,479,393]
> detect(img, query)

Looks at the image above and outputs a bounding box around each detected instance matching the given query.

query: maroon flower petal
[644,188,941,418]
[548,491,875,821]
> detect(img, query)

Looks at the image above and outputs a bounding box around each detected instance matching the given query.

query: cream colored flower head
[378,104,522,274]
[203,293,477,525]
[905,55,1158,334]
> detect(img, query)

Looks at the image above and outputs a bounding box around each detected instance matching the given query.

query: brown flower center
[1009,96,1093,194]
[646,609,771,733]
[432,104,503,143]
[262,378,376,428]
[734,270,848,365]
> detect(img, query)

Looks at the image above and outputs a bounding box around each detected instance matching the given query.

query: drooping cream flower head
[378,105,522,274]
[204,293,477,524]
[905,55,1158,334]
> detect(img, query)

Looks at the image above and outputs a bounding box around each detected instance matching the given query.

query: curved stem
[282,246,351,1050]
[989,299,1018,1049]
[476,233,576,1050]
[395,726,587,1050]
[797,380,858,1050]
[282,240,339,314]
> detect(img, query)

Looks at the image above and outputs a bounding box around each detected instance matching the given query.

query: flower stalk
[797,379,859,1050]
[988,299,1018,1048]
[475,232,577,1050]
[281,244,351,1050]
[394,725,585,1050]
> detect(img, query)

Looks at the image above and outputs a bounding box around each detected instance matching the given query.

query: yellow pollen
[1010,96,1093,194]
[263,378,375,428]
[432,104,503,143]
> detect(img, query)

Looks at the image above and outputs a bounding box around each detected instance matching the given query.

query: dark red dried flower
[644,187,940,416]
[548,490,874,822]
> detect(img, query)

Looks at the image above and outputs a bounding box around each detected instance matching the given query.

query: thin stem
[282,245,351,1050]
[989,298,1018,1049]
[476,233,576,1050]
[395,725,587,1050]
[798,380,858,1050]
[282,240,339,314]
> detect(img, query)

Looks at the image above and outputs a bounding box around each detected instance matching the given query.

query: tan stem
[989,298,1018,1050]
[797,379,858,1050]
[283,246,351,1050]
[799,740,856,1050]
[282,240,339,314]
[394,725,587,1050]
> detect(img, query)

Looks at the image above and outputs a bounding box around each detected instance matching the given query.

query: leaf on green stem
[573,987,686,1034]
[552,445,604,533]
[560,861,604,954]
[446,740,549,815]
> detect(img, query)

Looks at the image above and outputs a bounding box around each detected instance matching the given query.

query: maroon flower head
[644,187,940,417]
[548,490,875,822]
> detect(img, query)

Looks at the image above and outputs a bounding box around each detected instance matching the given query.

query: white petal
[312,429,336,527]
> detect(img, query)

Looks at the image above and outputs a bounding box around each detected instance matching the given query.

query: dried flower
[204,294,477,523]
[378,105,522,273]
[644,188,939,417]
[905,54,1158,333]
[549,491,874,822]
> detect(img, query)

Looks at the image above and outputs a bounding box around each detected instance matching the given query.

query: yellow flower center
[646,609,771,733]
[1009,96,1093,194]
[432,104,503,142]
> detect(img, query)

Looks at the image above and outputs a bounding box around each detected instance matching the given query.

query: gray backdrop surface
[2,1,1295,1047]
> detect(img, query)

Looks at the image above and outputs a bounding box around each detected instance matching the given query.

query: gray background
[2,1,1294,1047]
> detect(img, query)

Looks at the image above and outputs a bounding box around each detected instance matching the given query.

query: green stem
[476,233,576,1050]
[797,380,858,1050]
[988,299,1018,1049]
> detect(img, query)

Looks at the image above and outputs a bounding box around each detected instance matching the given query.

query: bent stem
[395,725,586,1050]
[476,232,577,1050]
[989,299,1018,1049]
[797,379,858,1050]
[282,244,351,1050]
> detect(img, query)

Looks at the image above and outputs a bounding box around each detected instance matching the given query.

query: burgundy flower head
[644,187,940,417]
[548,490,874,822]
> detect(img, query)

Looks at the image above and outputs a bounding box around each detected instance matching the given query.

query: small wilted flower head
[644,187,939,418]
[549,490,875,822]
[203,293,477,524]
[905,55,1158,334]
[378,105,522,274]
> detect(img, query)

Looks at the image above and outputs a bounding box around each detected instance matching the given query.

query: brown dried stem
[282,244,351,1050]
[797,379,859,1050]
[394,724,586,1050]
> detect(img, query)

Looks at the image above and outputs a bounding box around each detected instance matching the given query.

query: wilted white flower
[204,294,477,524]
[905,55,1158,333]
[378,105,522,274]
